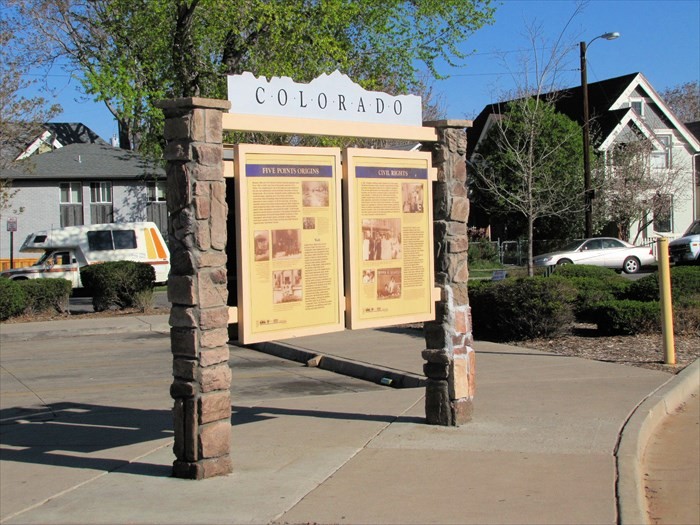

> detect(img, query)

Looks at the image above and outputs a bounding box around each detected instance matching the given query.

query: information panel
[344,148,437,329]
[234,144,344,344]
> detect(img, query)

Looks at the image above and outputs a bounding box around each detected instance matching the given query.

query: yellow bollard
[656,238,675,365]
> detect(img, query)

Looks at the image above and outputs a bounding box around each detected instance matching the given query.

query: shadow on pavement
[0,402,173,477]
[232,405,424,426]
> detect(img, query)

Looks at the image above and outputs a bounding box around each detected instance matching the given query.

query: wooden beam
[222,113,438,142]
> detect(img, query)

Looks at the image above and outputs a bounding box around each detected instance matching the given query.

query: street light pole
[580,32,620,238]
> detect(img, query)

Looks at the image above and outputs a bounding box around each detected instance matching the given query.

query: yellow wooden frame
[232,144,345,344]
[222,113,438,142]
[343,148,439,330]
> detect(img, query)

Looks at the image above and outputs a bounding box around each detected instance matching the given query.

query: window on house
[653,194,673,232]
[147,180,166,202]
[60,182,82,203]
[90,182,112,203]
[59,182,84,227]
[630,100,644,116]
[651,135,672,169]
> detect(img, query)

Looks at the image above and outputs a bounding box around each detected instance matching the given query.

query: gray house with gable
[0,123,166,264]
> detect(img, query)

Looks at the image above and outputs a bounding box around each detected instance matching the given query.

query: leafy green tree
[471,98,585,275]
[10,0,495,153]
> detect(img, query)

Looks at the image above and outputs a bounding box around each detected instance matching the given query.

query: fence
[471,239,568,266]
[0,258,39,271]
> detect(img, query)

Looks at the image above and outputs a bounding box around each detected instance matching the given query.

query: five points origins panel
[234,144,344,344]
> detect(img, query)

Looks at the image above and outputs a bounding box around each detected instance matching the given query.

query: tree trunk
[117,120,131,150]
[527,215,534,277]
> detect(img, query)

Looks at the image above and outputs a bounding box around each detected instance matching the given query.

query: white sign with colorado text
[227,71,422,126]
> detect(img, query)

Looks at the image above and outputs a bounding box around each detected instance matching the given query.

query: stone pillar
[157,97,233,479]
[422,120,475,426]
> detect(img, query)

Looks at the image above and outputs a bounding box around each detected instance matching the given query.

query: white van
[0,222,170,288]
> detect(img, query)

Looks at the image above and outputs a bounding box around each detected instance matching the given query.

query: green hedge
[20,279,72,314]
[0,278,72,320]
[549,265,630,322]
[626,265,700,302]
[591,300,660,335]
[469,276,576,342]
[0,278,27,320]
[551,264,621,279]
[80,261,155,312]
[468,242,500,267]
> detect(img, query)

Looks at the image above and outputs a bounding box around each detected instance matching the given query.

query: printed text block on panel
[234,144,344,344]
[344,148,437,330]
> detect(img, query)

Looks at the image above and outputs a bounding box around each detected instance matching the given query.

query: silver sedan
[533,237,656,274]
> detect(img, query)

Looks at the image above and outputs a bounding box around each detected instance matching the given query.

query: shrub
[625,274,659,302]
[81,261,155,312]
[592,300,660,335]
[551,264,620,279]
[674,298,700,335]
[625,265,700,302]
[468,241,500,268]
[549,265,630,322]
[0,278,27,320]
[19,279,72,314]
[671,266,700,301]
[469,276,576,341]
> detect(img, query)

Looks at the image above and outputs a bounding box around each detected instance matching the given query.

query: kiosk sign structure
[226,71,439,344]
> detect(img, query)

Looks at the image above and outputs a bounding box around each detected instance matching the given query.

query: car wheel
[623,256,640,274]
[557,258,573,265]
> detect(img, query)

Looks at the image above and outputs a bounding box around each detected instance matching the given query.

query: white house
[467,72,700,243]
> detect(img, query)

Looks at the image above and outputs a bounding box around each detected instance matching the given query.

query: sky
[26,0,700,141]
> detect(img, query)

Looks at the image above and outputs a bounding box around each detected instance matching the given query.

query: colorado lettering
[228,71,423,127]
[254,87,402,115]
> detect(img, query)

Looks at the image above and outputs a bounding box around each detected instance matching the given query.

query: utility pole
[580,32,620,238]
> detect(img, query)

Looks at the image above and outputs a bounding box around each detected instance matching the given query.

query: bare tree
[0,7,60,216]
[470,10,587,276]
[659,81,700,124]
[596,139,690,242]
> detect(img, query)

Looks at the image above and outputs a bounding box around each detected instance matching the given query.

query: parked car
[533,237,656,274]
[668,220,700,265]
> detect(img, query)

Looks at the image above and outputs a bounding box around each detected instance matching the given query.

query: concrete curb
[616,358,700,525]
[251,340,427,389]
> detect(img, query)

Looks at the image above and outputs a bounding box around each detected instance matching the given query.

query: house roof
[686,121,700,141]
[467,72,700,157]
[13,122,110,161]
[1,142,164,180]
[43,123,109,146]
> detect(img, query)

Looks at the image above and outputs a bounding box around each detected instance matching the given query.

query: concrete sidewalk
[1,315,698,524]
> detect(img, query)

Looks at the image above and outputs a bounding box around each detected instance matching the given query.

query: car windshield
[684,221,700,235]
[558,240,585,252]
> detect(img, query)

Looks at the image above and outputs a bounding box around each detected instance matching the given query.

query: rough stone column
[422,120,475,426]
[157,97,233,479]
